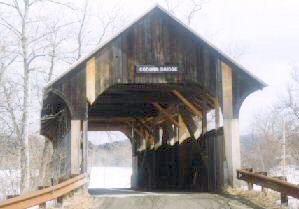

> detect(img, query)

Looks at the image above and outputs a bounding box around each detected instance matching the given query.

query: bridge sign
[135,65,179,73]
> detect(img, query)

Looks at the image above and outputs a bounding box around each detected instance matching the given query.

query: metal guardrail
[0,174,87,209]
[237,168,299,204]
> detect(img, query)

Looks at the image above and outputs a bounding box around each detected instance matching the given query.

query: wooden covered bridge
[40,6,265,192]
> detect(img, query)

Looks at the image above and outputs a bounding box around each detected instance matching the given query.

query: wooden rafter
[127,121,154,147]
[152,102,181,127]
[178,112,196,140]
[172,90,202,117]
[134,118,155,140]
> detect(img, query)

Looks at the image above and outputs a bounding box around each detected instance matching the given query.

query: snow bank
[88,166,132,188]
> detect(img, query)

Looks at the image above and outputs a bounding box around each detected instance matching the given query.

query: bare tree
[0,0,68,193]
[241,110,282,172]
[0,0,124,194]
[76,0,89,60]
[187,0,204,26]
[162,0,179,14]
[73,0,124,60]
[279,67,299,164]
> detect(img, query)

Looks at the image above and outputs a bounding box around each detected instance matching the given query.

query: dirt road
[88,189,266,209]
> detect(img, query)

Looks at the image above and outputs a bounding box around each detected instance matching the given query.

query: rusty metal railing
[0,174,87,209]
[237,168,299,205]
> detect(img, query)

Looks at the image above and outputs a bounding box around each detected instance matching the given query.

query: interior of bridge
[87,83,224,192]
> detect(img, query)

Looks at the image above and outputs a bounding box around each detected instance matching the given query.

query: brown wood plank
[172,90,202,117]
[152,102,180,127]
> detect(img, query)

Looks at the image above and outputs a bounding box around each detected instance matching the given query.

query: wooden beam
[86,57,96,104]
[214,99,220,128]
[134,118,155,144]
[172,90,202,117]
[153,113,178,125]
[202,109,207,134]
[88,116,134,123]
[152,102,181,127]
[127,122,154,147]
[134,118,153,134]
[143,105,178,124]
[179,112,195,140]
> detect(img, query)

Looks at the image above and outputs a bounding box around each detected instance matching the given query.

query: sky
[65,0,299,144]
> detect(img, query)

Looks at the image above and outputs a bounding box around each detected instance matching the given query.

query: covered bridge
[40,6,265,192]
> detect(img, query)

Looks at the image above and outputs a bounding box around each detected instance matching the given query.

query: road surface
[88,188,267,209]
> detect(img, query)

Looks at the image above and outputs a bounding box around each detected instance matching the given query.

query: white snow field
[88,166,132,188]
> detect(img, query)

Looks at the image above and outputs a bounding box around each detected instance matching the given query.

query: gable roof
[46,5,266,89]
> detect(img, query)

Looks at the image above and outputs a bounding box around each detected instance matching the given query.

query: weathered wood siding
[93,9,218,97]
[46,64,87,120]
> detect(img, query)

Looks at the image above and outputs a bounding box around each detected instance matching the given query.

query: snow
[88,166,132,188]
[270,165,299,209]
[0,169,20,201]
[244,165,299,209]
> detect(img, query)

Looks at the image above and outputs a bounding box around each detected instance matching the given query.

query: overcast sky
[80,0,299,144]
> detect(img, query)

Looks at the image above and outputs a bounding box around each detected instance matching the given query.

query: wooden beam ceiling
[152,102,181,127]
[172,90,202,117]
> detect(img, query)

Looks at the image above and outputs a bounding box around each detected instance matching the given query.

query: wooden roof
[46,5,266,90]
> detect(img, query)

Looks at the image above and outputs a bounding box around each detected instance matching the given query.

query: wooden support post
[221,61,241,187]
[82,120,88,173]
[71,120,81,175]
[172,90,202,117]
[202,109,207,135]
[152,102,181,127]
[214,100,220,129]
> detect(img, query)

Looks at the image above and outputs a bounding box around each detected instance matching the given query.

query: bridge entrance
[87,83,224,191]
[40,6,265,193]
[88,131,132,189]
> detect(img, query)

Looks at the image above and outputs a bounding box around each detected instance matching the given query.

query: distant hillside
[88,140,132,167]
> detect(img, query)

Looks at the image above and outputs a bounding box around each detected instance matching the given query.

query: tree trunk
[20,61,30,193]
[20,4,30,193]
[39,139,53,186]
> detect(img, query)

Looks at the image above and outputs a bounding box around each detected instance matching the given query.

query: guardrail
[0,174,87,209]
[237,168,299,205]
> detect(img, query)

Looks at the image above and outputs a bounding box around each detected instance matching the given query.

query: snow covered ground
[0,169,20,201]
[270,165,299,209]
[246,165,299,209]
[88,166,132,189]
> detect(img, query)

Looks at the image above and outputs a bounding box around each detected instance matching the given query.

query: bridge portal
[40,6,265,192]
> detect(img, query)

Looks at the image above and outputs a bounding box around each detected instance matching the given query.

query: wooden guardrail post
[275,176,288,206]
[38,186,49,209]
[237,169,299,207]
[245,168,253,190]
[256,171,267,194]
